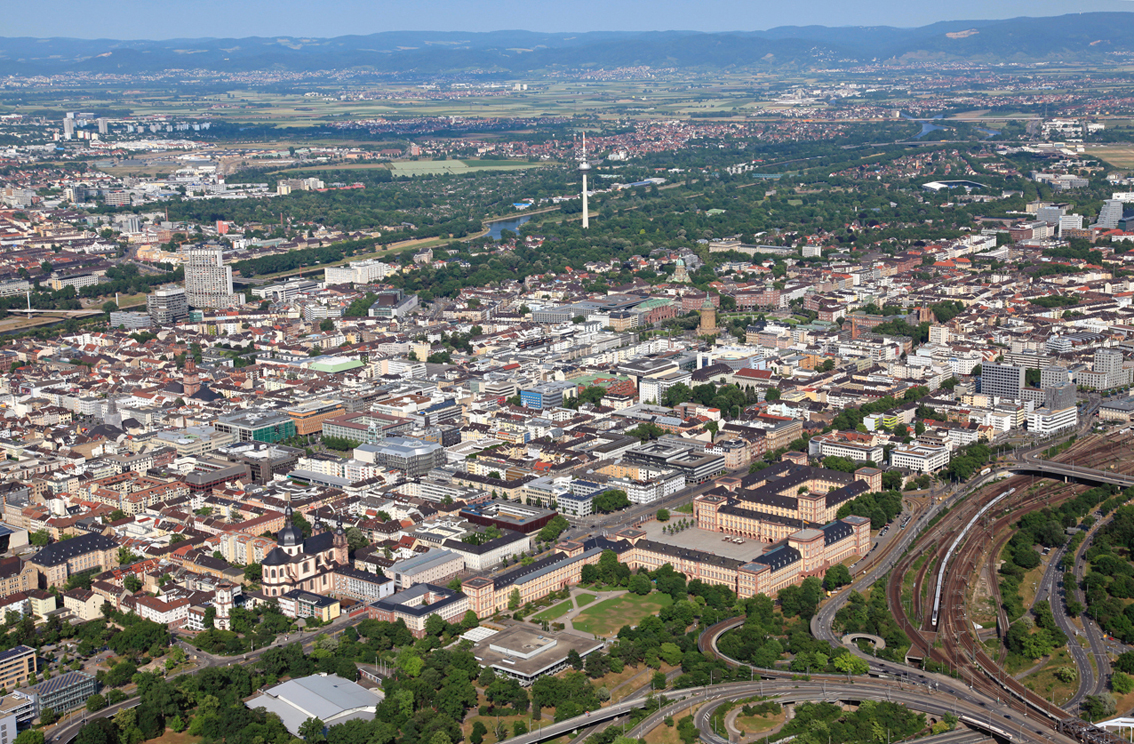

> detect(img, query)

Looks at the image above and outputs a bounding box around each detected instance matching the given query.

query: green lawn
[533,600,574,622]
[1020,647,1078,706]
[391,161,473,176]
[735,711,786,734]
[575,593,597,607]
[572,593,674,637]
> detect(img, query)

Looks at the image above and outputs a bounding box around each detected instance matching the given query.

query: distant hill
[1,13,1133,76]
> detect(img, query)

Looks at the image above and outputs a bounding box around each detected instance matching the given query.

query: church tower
[183,358,200,397]
[333,516,349,566]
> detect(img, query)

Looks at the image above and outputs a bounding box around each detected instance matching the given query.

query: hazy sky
[7,0,1134,39]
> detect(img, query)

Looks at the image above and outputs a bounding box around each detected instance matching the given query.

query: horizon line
[2,10,1133,43]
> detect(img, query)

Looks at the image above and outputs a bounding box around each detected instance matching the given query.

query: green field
[533,600,574,622]
[1088,146,1134,169]
[575,593,596,607]
[3,80,814,131]
[572,593,673,637]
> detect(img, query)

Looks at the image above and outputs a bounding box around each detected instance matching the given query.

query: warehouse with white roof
[245,673,384,735]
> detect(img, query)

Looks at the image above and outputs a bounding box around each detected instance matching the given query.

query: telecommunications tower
[579,133,591,229]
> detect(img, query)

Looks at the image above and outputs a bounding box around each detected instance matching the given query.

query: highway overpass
[1014,459,1134,489]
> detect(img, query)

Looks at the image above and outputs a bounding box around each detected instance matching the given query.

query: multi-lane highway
[1031,514,1121,712]
[476,412,1124,744]
[506,677,1070,744]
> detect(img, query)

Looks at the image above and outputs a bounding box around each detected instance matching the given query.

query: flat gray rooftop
[472,626,602,682]
[637,519,771,562]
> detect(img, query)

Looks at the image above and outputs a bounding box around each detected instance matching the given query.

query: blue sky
[6,0,1133,39]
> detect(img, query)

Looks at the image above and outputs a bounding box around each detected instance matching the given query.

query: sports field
[571,593,673,637]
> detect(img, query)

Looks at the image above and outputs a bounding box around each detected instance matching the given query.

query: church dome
[277,523,303,547]
[262,547,289,566]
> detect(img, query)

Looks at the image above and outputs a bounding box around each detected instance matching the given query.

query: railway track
[909,536,939,628]
[982,517,1016,666]
[887,479,1078,723]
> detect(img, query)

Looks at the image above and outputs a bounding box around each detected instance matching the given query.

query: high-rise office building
[62,117,74,139]
[183,247,243,309]
[981,363,1024,402]
[1098,199,1125,229]
[97,118,109,135]
[147,284,189,325]
[1095,348,1124,377]
[1044,382,1076,411]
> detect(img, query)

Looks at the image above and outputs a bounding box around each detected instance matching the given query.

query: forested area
[834,587,911,663]
[996,485,1130,663]
[836,490,904,529]
[1081,496,1134,643]
[204,131,1101,294]
[171,164,577,232]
